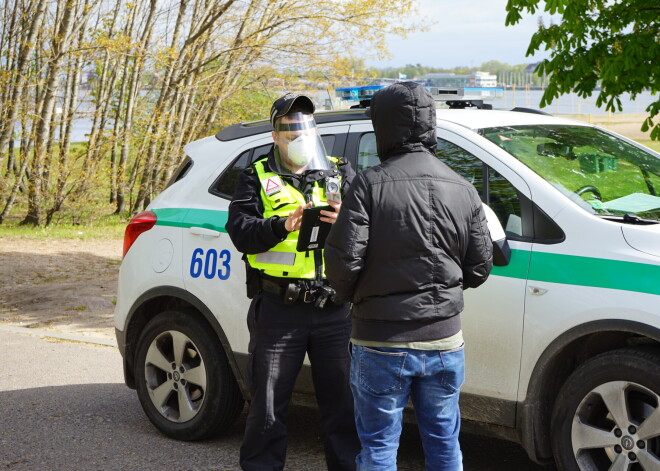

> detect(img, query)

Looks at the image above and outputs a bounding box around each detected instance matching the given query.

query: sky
[368,0,556,69]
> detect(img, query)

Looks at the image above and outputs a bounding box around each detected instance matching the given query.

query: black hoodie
[325,82,493,342]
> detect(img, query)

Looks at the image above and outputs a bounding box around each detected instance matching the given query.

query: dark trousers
[239,293,360,471]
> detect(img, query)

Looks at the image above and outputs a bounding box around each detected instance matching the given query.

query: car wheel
[551,348,660,471]
[134,309,244,440]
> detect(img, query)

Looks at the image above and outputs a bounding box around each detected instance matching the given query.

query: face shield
[272,112,330,175]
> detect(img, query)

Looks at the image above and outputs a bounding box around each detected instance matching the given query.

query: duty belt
[258,277,336,308]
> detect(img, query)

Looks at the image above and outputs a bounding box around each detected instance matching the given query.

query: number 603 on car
[189,248,231,280]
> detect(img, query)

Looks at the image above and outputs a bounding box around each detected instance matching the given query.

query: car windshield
[479,124,660,221]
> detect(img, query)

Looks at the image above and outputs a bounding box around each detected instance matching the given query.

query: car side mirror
[482,204,511,267]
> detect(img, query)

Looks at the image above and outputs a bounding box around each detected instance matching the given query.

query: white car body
[115,107,660,469]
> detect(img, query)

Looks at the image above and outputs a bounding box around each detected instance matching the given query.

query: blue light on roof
[335,83,504,104]
[335,85,388,101]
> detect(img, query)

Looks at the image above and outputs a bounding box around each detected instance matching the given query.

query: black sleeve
[225,169,288,254]
[462,194,493,289]
[338,158,356,194]
[325,171,371,303]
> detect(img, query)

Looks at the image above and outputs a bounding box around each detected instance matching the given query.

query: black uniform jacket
[324,82,493,343]
[225,150,355,292]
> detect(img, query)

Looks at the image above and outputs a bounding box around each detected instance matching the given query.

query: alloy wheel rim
[571,380,660,470]
[144,330,207,423]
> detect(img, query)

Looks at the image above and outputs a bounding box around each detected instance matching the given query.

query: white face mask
[286,134,316,166]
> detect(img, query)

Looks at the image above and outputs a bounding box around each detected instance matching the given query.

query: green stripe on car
[154,208,228,232]
[528,251,660,296]
[153,208,660,296]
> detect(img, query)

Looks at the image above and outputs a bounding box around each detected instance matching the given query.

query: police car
[115,88,660,471]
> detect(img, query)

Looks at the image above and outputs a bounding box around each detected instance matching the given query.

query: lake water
[20,89,658,145]
[494,89,655,116]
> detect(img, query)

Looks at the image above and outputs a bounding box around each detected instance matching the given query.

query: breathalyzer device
[325,177,341,203]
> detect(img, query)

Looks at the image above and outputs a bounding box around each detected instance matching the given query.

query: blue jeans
[350,343,465,471]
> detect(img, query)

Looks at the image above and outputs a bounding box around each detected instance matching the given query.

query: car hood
[622,224,660,258]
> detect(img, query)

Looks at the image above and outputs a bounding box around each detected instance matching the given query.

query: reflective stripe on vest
[246,157,340,279]
[255,251,295,266]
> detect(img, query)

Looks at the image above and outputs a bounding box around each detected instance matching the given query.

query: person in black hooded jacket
[324,82,493,471]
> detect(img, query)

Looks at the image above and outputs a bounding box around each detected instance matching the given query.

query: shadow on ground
[0,382,552,471]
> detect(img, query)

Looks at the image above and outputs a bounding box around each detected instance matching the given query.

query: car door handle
[189,227,221,237]
[528,286,548,296]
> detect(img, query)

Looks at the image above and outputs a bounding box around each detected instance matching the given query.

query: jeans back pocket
[356,345,408,395]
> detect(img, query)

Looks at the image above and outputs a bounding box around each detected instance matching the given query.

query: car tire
[550,347,660,471]
[134,309,244,440]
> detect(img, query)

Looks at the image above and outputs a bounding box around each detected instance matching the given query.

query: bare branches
[0,0,418,224]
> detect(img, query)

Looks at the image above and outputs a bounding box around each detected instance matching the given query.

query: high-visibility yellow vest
[246,157,340,279]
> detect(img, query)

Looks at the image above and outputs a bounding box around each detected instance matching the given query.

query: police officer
[226,93,360,471]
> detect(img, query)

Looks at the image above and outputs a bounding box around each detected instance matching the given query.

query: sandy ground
[0,237,122,342]
[567,113,653,141]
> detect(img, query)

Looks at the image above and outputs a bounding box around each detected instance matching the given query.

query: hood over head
[368,81,437,161]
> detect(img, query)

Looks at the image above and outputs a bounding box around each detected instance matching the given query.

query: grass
[0,214,126,240]
[43,275,70,282]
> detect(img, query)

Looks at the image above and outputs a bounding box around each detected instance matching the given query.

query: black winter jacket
[324,82,493,342]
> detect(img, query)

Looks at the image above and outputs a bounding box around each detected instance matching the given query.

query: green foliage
[506,0,660,139]
[213,87,274,131]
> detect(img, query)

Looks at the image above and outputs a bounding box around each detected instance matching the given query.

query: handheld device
[296,205,333,252]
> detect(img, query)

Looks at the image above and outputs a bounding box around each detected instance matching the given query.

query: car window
[210,150,253,198]
[487,167,523,237]
[210,135,337,199]
[357,133,379,171]
[164,156,193,190]
[252,144,273,161]
[352,133,524,237]
[320,135,336,157]
[436,138,522,237]
[436,138,484,193]
[479,124,660,221]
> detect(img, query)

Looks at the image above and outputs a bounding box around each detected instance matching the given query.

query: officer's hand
[285,202,312,232]
[320,200,341,224]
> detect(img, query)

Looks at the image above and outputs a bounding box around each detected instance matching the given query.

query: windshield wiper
[622,213,659,225]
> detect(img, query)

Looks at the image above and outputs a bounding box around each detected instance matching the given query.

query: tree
[0,0,419,225]
[506,0,660,139]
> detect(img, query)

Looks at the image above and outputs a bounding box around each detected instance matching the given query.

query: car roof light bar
[429,87,504,102]
[335,85,504,109]
[335,85,388,102]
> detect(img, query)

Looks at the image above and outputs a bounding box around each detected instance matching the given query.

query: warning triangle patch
[261,176,283,196]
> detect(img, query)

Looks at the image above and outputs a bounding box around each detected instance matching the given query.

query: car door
[435,129,533,427]
[346,122,532,428]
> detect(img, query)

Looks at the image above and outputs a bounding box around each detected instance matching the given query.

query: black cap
[270,93,315,128]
